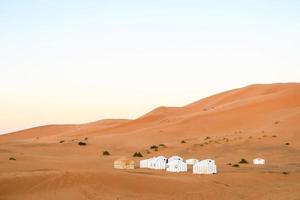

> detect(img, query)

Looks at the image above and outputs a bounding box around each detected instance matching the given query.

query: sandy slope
[0,83,299,200]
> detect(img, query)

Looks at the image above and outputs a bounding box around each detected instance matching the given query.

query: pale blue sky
[0,1,299,134]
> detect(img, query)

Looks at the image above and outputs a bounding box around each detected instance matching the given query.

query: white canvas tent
[140,157,154,168]
[166,160,187,173]
[140,156,167,169]
[193,159,217,174]
[253,158,265,165]
[152,156,167,170]
[186,158,198,165]
[168,156,183,162]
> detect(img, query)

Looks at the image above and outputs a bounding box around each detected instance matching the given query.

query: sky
[0,0,299,134]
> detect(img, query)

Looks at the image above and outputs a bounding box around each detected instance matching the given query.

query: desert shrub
[133,152,143,157]
[84,137,88,141]
[102,151,110,156]
[285,142,290,145]
[59,140,65,143]
[232,164,239,167]
[238,158,249,164]
[204,137,210,140]
[181,140,186,144]
[145,149,151,154]
[274,121,280,124]
[272,135,277,138]
[150,145,158,149]
[282,171,289,175]
[227,163,232,165]
[78,141,87,146]
[158,144,167,148]
[9,157,16,161]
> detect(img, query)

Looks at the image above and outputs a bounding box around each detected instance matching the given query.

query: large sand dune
[0,83,299,200]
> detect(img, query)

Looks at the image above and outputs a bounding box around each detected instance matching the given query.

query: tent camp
[253,158,265,165]
[186,158,198,165]
[166,160,187,173]
[193,159,217,174]
[114,158,135,169]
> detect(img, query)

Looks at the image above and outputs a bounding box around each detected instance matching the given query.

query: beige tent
[114,158,135,169]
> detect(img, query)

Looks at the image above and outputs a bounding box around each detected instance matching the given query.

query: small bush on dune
[78,141,87,146]
[282,171,289,175]
[59,140,64,143]
[102,151,110,156]
[272,135,277,138]
[9,157,16,161]
[158,144,167,148]
[84,137,88,141]
[232,164,239,167]
[227,163,232,165]
[204,137,210,140]
[133,152,143,157]
[285,142,290,145]
[238,158,249,164]
[181,140,186,144]
[150,145,158,150]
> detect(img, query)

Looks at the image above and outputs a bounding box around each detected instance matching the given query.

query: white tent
[168,155,183,162]
[186,158,198,165]
[140,156,167,169]
[166,160,187,173]
[253,158,265,165]
[152,156,167,170]
[193,159,217,174]
[140,158,153,168]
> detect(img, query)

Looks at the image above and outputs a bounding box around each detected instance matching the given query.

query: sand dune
[0,83,299,200]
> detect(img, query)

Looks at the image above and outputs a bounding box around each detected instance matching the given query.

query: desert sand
[0,83,299,200]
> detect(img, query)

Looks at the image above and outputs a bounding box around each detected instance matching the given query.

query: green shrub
[102,151,110,156]
[78,141,87,146]
[9,157,16,161]
[133,152,143,157]
[232,164,239,167]
[238,158,249,164]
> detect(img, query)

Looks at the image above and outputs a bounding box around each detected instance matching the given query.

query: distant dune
[0,83,299,200]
